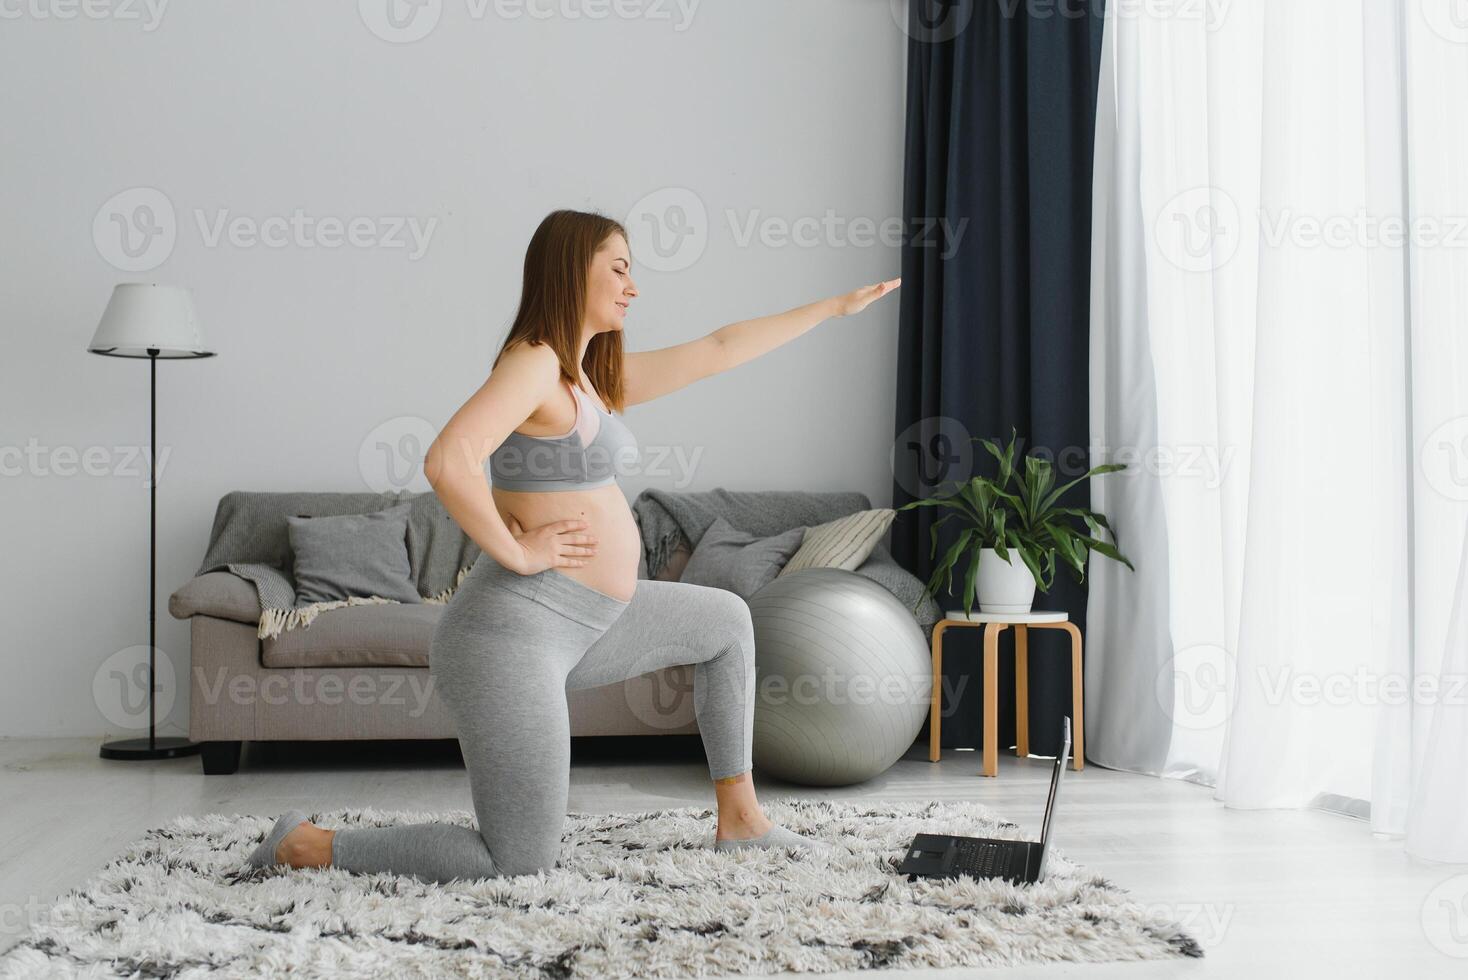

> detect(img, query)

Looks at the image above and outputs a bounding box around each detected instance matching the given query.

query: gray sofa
[170,490,929,775]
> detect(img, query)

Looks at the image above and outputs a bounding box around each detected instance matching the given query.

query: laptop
[897,717,1071,884]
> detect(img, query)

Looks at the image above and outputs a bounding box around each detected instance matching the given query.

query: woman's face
[585,233,638,335]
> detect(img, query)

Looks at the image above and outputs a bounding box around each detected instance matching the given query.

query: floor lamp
[88,284,215,761]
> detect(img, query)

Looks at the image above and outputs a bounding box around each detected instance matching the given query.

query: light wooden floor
[1,736,1462,977]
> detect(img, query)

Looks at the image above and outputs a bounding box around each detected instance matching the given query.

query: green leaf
[927,512,956,559]
[936,528,974,597]
[1038,462,1128,515]
[961,545,982,619]
[1082,536,1135,571]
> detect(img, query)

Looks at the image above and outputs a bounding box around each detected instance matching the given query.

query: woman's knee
[701,587,753,636]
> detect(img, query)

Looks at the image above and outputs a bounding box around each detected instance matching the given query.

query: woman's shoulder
[495,339,563,375]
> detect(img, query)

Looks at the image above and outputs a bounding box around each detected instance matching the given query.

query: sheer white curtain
[1087,0,1468,860]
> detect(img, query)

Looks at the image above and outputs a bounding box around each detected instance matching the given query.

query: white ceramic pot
[977,547,1037,614]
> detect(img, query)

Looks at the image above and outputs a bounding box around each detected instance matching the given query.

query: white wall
[0,0,909,737]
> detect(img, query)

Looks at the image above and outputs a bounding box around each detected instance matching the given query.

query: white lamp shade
[88,284,212,358]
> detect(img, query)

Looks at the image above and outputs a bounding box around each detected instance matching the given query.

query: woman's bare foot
[715,806,775,842]
[712,771,777,841]
[276,822,336,868]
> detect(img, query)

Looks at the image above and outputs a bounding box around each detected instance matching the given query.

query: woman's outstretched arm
[622,277,900,407]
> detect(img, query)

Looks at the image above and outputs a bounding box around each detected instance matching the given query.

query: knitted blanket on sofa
[194,490,481,640]
[632,487,940,636]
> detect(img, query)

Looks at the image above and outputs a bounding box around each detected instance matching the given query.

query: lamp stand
[99,349,202,762]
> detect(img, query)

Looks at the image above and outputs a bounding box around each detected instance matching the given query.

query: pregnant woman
[247,208,899,883]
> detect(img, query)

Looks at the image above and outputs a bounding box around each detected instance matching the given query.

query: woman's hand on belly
[493,486,642,596]
[507,515,599,575]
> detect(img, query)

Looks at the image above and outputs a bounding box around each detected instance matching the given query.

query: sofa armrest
[169,572,261,624]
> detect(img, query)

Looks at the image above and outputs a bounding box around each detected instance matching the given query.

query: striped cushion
[777,508,896,577]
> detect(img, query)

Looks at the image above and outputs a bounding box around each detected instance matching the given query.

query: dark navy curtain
[892,0,1107,759]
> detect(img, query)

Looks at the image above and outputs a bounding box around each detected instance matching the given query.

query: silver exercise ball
[748,568,931,786]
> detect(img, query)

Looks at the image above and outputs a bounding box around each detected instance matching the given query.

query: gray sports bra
[487,379,640,492]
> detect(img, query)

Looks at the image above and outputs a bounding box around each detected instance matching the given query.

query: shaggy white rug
[0,799,1200,978]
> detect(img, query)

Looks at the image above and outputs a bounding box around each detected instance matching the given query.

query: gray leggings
[329,554,756,884]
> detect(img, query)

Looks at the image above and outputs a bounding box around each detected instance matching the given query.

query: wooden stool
[927,610,1084,777]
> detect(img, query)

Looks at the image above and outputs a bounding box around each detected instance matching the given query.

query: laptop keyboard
[953,839,1012,877]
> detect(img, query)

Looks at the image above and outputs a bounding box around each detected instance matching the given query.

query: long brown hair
[492,209,628,414]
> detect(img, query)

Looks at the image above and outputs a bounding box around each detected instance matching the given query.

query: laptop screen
[1035,717,1072,880]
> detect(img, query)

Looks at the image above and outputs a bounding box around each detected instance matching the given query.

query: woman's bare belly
[491,483,640,603]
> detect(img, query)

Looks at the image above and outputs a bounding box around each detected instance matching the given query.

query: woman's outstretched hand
[833,277,901,317]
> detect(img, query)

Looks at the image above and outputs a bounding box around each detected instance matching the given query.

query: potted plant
[897,429,1134,618]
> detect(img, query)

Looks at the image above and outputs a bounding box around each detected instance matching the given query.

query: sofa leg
[200,740,242,775]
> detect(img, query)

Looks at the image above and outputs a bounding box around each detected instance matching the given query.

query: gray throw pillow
[286,501,421,607]
[679,516,807,601]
